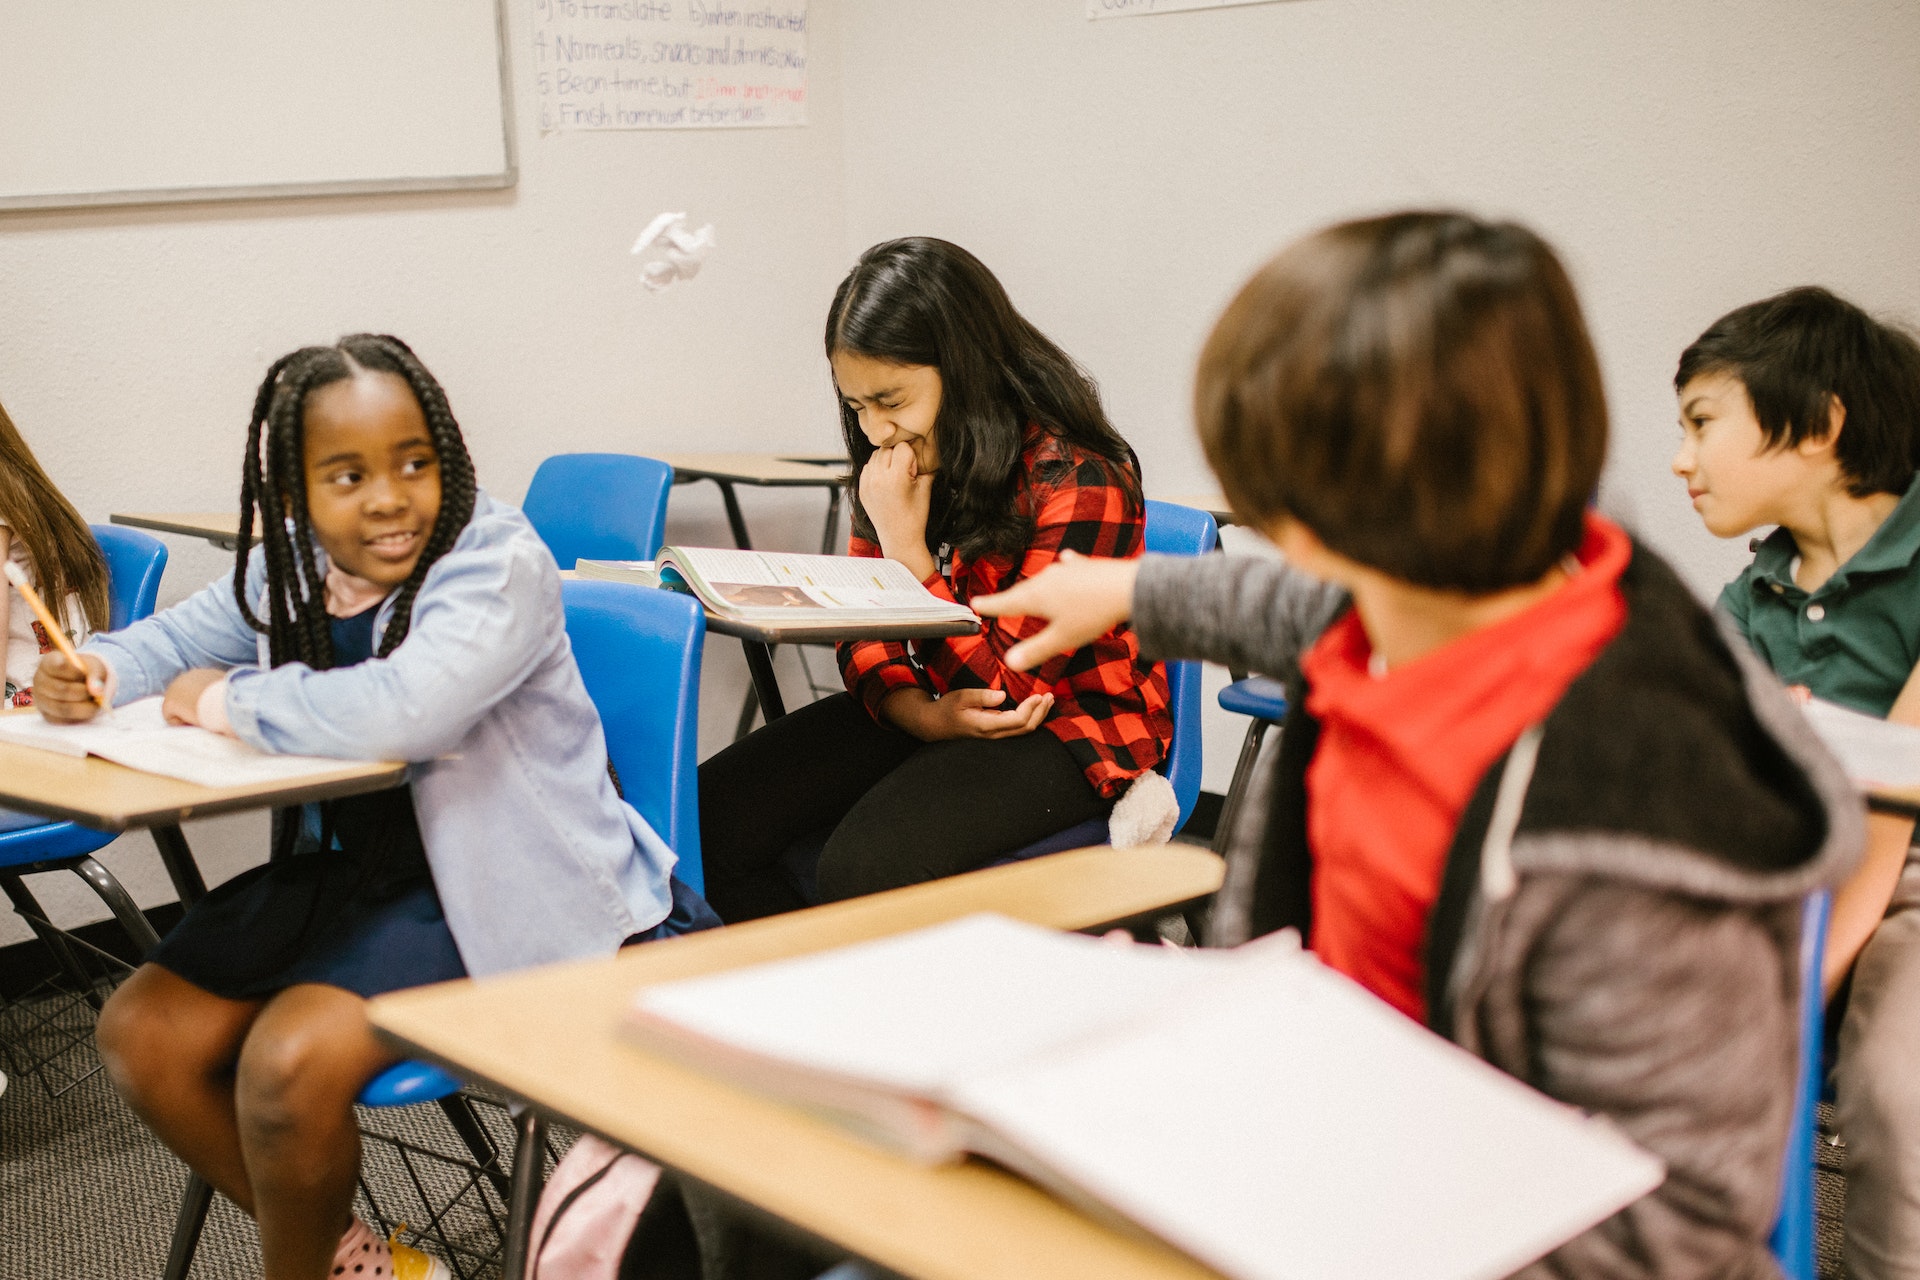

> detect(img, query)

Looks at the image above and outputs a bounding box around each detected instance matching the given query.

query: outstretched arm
[977,550,1348,686]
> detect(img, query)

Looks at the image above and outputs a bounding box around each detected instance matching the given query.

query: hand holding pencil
[4,561,108,721]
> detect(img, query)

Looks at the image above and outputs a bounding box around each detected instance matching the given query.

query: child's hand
[161,670,226,727]
[882,687,1054,742]
[974,551,1140,671]
[860,443,936,579]
[32,651,109,723]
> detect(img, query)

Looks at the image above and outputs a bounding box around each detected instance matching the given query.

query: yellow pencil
[3,560,105,708]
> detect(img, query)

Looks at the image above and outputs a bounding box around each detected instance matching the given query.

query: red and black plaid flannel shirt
[836,428,1172,798]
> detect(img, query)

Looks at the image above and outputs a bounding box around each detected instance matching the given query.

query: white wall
[6,0,1920,939]
[836,0,1920,790]
[0,0,853,942]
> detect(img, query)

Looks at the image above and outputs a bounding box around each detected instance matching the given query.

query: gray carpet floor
[0,979,554,1280]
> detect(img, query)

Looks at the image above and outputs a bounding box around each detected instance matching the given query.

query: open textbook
[622,914,1665,1280]
[0,697,367,789]
[575,547,978,627]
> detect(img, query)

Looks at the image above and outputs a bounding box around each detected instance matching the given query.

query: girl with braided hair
[35,335,716,1280]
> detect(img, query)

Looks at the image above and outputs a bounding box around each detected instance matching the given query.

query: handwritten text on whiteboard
[533,1,807,131]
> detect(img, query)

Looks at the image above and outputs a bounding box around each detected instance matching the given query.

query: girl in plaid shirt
[698,238,1172,921]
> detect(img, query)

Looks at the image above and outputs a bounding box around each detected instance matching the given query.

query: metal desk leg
[501,1106,549,1280]
[152,825,207,907]
[818,484,844,555]
[714,479,753,551]
[740,640,787,723]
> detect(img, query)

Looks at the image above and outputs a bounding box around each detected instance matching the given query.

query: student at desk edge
[1673,287,1920,1280]
[34,334,716,1280]
[978,212,1859,1278]
[697,236,1172,921]
[0,395,109,835]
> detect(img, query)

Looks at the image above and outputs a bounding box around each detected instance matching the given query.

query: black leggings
[698,693,1109,923]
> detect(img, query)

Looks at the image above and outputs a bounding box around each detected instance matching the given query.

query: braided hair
[234,334,477,670]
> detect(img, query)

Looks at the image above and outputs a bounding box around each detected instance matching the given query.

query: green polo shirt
[1719,474,1920,717]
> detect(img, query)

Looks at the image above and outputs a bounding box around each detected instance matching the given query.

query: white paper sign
[532,0,807,132]
[1089,0,1294,18]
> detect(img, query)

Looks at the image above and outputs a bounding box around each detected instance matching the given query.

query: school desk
[110,511,247,552]
[659,453,849,555]
[367,843,1228,1280]
[661,453,898,735]
[0,714,404,905]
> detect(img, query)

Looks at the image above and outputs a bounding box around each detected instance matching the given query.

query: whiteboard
[0,0,515,212]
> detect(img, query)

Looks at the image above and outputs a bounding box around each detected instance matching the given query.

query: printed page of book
[0,697,370,788]
[951,950,1666,1280]
[1802,697,1920,787]
[628,914,1224,1099]
[667,548,972,617]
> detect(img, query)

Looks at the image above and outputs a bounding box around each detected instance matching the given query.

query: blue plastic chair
[166,575,712,1280]
[0,526,169,1003]
[522,452,675,570]
[1212,675,1288,859]
[1770,890,1830,1280]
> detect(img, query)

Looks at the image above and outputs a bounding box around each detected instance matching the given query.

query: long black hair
[235,334,477,670]
[825,238,1141,561]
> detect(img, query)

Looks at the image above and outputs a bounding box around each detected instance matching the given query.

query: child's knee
[234,1018,355,1136]
[97,975,179,1094]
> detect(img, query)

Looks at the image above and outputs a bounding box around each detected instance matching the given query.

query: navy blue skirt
[151,850,718,1001]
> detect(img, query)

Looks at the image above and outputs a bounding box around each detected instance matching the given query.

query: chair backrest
[90,524,168,630]
[523,453,675,570]
[562,579,706,893]
[1769,889,1830,1280]
[1141,500,1220,830]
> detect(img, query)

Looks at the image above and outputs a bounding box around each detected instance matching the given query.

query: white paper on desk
[634,915,1228,1097]
[952,952,1666,1280]
[0,697,364,788]
[1801,698,1920,788]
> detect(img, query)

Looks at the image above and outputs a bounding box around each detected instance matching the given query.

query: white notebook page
[0,697,369,788]
[953,952,1666,1280]
[631,914,1223,1097]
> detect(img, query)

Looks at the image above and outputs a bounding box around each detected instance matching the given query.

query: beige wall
[836,0,1920,790]
[5,0,1919,940]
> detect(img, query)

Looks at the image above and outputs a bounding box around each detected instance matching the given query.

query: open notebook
[0,697,367,789]
[622,914,1665,1280]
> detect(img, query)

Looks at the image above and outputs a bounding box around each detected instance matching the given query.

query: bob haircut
[825,237,1141,562]
[1195,211,1607,594]
[1675,286,1920,498]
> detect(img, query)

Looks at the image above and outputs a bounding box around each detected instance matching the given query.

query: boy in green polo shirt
[1674,285,1920,1280]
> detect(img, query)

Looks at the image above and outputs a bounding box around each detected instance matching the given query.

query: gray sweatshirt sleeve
[1132,552,1348,688]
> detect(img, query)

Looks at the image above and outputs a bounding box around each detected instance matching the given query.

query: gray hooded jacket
[1134,543,1861,1279]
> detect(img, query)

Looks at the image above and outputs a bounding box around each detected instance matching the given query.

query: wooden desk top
[370,845,1226,1280]
[111,511,246,548]
[661,453,848,487]
[0,727,405,832]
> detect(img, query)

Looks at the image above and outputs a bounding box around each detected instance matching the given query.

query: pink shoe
[330,1218,450,1280]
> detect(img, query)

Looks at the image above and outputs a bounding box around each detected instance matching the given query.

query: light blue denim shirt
[84,491,677,979]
